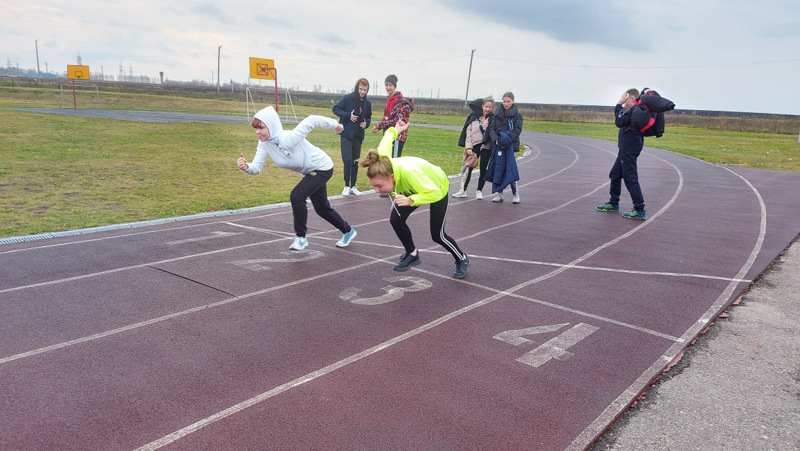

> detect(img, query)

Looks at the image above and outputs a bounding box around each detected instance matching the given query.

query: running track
[2,130,799,450]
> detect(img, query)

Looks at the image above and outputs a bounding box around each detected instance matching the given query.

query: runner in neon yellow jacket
[360,120,471,279]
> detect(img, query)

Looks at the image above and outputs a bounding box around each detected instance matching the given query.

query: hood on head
[254,106,283,141]
[468,98,484,115]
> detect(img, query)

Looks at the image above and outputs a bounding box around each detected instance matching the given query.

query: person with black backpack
[596,88,647,220]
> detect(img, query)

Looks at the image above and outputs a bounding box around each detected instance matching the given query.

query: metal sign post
[67,65,90,109]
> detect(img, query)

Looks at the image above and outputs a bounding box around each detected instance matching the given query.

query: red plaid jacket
[376,97,414,142]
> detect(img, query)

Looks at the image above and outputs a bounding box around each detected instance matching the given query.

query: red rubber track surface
[2,132,799,450]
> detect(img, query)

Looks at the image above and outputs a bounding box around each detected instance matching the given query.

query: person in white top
[237,106,357,250]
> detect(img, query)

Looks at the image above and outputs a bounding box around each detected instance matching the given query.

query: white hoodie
[244,106,339,176]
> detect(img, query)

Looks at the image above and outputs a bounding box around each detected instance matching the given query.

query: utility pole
[217,45,222,93]
[35,39,41,84]
[464,49,476,107]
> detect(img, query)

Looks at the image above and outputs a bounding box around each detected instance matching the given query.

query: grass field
[0,108,461,238]
[1,86,798,238]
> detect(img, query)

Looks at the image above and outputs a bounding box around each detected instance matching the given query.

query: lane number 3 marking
[339,276,432,305]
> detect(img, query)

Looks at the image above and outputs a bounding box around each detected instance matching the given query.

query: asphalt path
[2,107,799,450]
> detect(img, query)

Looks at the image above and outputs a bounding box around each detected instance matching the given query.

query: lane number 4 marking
[493,323,599,368]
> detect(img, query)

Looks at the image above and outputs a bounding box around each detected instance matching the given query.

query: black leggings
[476,147,492,191]
[290,168,351,237]
[462,145,491,191]
[390,193,466,263]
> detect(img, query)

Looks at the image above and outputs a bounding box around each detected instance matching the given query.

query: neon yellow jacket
[378,128,449,206]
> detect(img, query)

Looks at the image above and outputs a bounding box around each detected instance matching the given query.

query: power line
[474,55,800,69]
[72,51,217,59]
[227,52,469,65]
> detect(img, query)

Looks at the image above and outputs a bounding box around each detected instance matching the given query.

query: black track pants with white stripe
[389,194,466,263]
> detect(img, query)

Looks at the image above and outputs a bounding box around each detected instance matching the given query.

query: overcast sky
[4,0,800,114]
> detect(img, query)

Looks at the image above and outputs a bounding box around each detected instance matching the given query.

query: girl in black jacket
[487,92,523,204]
[333,78,372,196]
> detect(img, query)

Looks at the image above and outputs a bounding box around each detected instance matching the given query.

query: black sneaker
[393,252,421,271]
[453,257,471,279]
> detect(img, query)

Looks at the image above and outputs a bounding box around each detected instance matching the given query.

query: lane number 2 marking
[494,323,599,368]
[230,250,324,271]
[339,276,432,305]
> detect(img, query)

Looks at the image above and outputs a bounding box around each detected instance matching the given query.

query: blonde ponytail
[358,150,394,179]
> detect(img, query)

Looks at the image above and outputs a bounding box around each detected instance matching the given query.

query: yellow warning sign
[67,65,90,80]
[249,57,276,80]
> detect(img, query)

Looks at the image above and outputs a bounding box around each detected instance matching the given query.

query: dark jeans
[340,135,363,187]
[608,146,645,212]
[390,192,466,263]
[290,168,351,237]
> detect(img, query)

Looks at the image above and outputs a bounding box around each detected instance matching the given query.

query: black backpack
[631,90,676,138]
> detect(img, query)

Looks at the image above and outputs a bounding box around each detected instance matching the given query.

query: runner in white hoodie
[237,106,357,250]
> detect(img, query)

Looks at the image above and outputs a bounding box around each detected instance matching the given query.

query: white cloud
[2,0,799,113]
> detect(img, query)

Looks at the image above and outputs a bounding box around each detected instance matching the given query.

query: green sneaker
[622,209,647,220]
[596,202,619,212]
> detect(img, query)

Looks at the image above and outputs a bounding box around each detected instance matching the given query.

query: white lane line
[440,253,751,283]
[1,140,659,360]
[166,231,244,245]
[0,209,291,255]
[564,151,769,451]
[0,238,285,295]
[387,263,683,342]
[136,144,686,450]
[135,291,510,451]
[0,179,606,366]
[0,134,565,291]
[0,258,383,365]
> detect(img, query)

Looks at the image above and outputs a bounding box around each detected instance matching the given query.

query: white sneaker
[492,192,503,202]
[512,194,520,204]
[452,190,467,198]
[349,186,361,196]
[341,186,351,197]
[336,227,357,247]
[475,191,482,199]
[289,236,308,250]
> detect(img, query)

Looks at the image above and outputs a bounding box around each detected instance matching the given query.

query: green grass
[526,121,800,172]
[0,109,462,238]
[1,86,798,238]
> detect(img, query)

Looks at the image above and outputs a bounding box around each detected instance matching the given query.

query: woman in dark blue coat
[487,92,523,204]
[333,78,372,196]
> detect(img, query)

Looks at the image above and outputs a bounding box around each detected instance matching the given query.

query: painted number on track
[493,323,599,368]
[339,276,432,305]
[167,231,243,245]
[230,250,324,271]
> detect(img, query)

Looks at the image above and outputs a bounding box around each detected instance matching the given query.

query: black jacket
[332,91,372,140]
[458,98,493,147]
[615,104,644,151]
[488,103,523,152]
